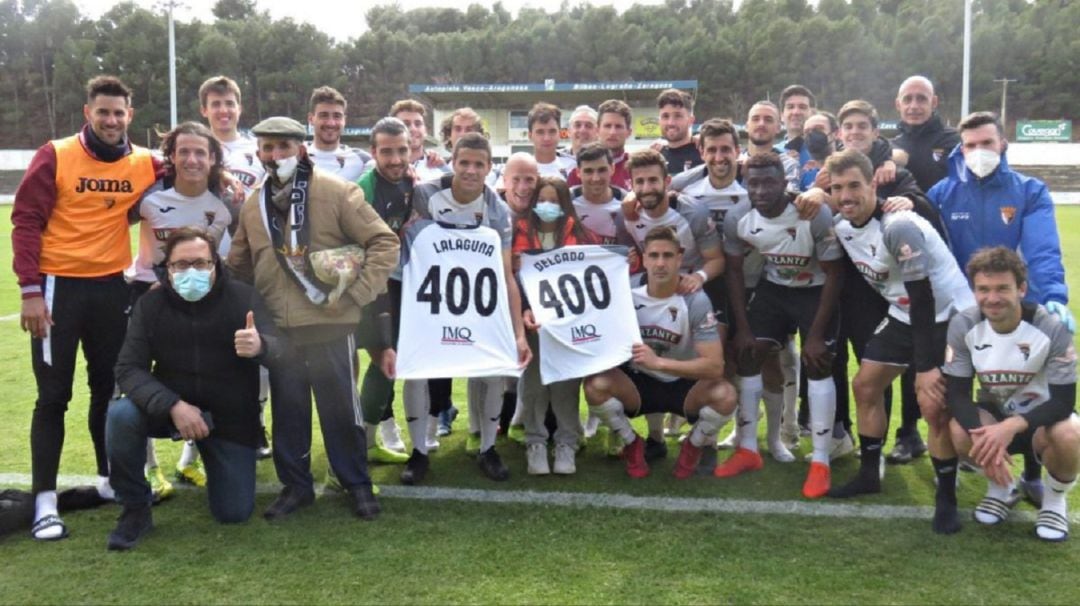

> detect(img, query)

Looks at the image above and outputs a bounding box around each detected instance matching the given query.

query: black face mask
[806,130,831,160]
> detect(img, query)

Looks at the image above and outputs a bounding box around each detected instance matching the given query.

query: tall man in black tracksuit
[891,76,961,192]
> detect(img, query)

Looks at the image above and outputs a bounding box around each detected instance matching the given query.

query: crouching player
[945,247,1078,541]
[582,226,736,478]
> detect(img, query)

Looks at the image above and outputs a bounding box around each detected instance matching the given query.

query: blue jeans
[269,333,371,495]
[106,397,256,523]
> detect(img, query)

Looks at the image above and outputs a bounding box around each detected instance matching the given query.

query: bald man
[891,76,961,191]
[502,152,540,216]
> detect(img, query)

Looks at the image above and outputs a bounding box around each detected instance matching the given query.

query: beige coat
[227,168,400,336]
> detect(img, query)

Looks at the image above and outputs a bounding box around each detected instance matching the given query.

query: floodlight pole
[961,0,972,119]
[994,78,1017,128]
[167,0,178,128]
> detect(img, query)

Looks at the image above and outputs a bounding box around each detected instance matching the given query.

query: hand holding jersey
[943,247,1079,541]
[518,245,640,385]
[395,221,522,379]
[396,134,529,485]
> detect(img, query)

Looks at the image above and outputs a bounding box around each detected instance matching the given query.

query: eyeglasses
[168,259,214,271]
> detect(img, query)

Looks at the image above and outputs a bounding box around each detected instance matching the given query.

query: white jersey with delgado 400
[396,221,521,379]
[519,245,641,385]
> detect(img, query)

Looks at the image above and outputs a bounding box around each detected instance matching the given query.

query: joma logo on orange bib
[74,177,134,193]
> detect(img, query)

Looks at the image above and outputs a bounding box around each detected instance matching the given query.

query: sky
[75,0,670,43]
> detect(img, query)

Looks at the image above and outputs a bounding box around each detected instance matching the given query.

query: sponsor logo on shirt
[854,261,888,282]
[441,326,475,345]
[976,370,1036,386]
[75,177,134,193]
[571,324,601,344]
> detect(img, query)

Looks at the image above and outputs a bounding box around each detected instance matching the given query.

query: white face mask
[964,148,1000,179]
[272,155,299,182]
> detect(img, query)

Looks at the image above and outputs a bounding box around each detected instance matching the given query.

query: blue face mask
[533,201,564,223]
[171,268,213,302]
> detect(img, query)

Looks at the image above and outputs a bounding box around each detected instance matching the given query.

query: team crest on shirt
[668,306,678,322]
[244,153,255,166]
[204,211,216,226]
[1018,343,1031,361]
[932,148,945,162]
[1000,206,1017,225]
[104,198,116,209]
[786,228,797,240]
[897,243,920,262]
[337,155,346,168]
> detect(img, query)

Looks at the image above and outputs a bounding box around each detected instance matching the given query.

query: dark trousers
[269,333,371,494]
[106,398,255,522]
[31,275,127,493]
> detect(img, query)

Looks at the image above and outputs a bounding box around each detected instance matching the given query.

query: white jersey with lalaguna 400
[395,220,521,379]
[519,245,641,385]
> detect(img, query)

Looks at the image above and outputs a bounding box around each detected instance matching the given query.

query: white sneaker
[664,414,685,437]
[717,428,738,450]
[584,414,601,439]
[426,416,441,452]
[769,440,796,463]
[830,431,856,460]
[380,419,406,453]
[803,430,857,462]
[526,443,550,475]
[553,443,576,475]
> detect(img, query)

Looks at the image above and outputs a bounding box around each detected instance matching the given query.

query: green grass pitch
[0,206,1078,604]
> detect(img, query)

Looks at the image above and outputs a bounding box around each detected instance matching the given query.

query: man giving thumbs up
[106,228,284,551]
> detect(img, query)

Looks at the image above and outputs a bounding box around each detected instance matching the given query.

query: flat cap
[251,116,306,139]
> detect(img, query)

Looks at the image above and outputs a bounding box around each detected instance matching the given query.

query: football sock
[178,440,199,468]
[475,378,503,452]
[403,380,430,455]
[33,491,62,539]
[645,413,665,442]
[931,456,961,534]
[829,435,882,497]
[467,379,483,435]
[690,407,731,448]
[737,375,763,452]
[780,340,799,433]
[807,378,837,465]
[145,439,158,471]
[1037,473,1075,541]
[1023,455,1042,481]
[97,475,115,500]
[762,388,793,459]
[594,398,636,443]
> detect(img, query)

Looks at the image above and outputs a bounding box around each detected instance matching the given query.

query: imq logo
[441,326,474,345]
[571,324,601,344]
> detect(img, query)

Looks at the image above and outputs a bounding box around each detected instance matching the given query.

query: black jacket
[114,262,284,447]
[891,114,961,192]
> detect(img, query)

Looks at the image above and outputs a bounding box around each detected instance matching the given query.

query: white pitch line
[0,313,20,321]
[2,472,1075,524]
